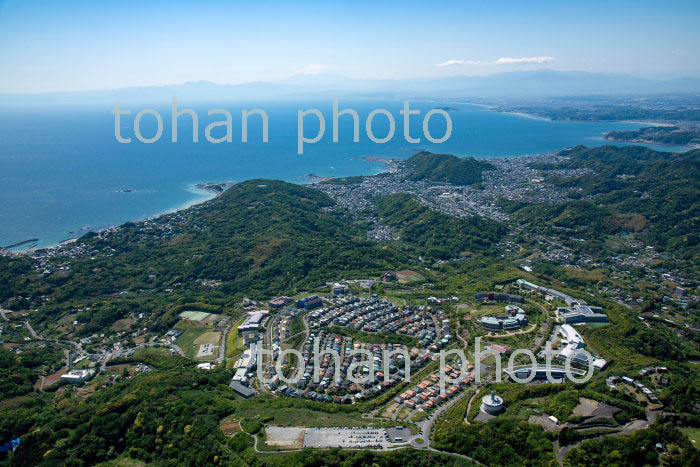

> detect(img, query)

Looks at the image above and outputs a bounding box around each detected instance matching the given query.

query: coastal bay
[0,100,688,248]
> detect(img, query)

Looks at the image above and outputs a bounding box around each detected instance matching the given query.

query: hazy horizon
[3,68,700,97]
[2,0,699,94]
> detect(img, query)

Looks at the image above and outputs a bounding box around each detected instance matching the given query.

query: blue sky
[1,0,699,93]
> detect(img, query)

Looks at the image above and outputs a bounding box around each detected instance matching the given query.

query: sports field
[195,331,221,359]
[179,311,211,322]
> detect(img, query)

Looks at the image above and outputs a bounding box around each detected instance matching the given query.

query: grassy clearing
[226,316,247,359]
[563,267,607,282]
[585,321,610,329]
[286,332,304,350]
[382,403,400,418]
[234,405,381,428]
[680,427,700,449]
[289,313,304,337]
[111,317,135,332]
[174,328,209,359]
[396,406,412,420]
[194,331,220,346]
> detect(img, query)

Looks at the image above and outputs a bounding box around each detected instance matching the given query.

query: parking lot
[197,343,215,357]
[304,427,391,448]
[265,426,394,449]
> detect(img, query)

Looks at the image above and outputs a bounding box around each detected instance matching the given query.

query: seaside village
[8,274,673,450]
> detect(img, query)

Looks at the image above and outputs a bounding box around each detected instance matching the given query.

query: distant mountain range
[3,70,700,106]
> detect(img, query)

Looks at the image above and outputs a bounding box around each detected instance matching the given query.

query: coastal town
[2,0,700,464]
[0,148,697,464]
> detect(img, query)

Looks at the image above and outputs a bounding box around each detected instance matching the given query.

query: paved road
[142,342,185,357]
[432,313,443,340]
[410,388,472,448]
[463,390,480,425]
[100,352,113,371]
[24,320,39,339]
[554,406,659,463]
[217,319,233,363]
[529,302,554,354]
[455,327,470,347]
[170,343,185,356]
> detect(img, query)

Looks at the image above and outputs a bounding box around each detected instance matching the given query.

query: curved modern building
[481,391,505,415]
[479,305,528,331]
[504,364,586,383]
[556,324,608,370]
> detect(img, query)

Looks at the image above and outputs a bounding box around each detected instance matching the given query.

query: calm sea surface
[0,100,690,248]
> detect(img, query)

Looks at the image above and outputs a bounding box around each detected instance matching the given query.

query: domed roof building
[480,390,505,415]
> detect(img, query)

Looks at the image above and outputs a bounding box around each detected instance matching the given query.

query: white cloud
[436,59,466,67]
[436,56,554,67]
[298,64,328,75]
[495,56,554,65]
[436,59,487,67]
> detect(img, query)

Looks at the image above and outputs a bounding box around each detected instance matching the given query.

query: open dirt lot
[573,398,599,417]
[573,397,621,420]
[265,427,305,449]
[219,415,242,436]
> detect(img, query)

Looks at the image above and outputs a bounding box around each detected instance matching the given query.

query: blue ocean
[0,100,690,248]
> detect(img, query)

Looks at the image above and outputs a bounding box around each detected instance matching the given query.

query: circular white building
[481,391,505,415]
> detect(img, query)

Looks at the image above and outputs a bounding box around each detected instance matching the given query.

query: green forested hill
[0,153,698,467]
[502,145,700,256]
[606,126,700,145]
[0,181,401,333]
[372,194,505,259]
[404,151,494,185]
[77,179,400,297]
[1,180,504,335]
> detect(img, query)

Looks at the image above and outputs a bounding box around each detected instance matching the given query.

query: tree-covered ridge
[5,364,241,466]
[504,145,700,255]
[404,152,494,185]
[2,352,474,467]
[0,345,64,398]
[606,126,700,145]
[77,180,404,296]
[563,422,699,466]
[539,144,699,173]
[433,416,556,465]
[1,180,508,335]
[372,194,506,260]
[0,180,401,333]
